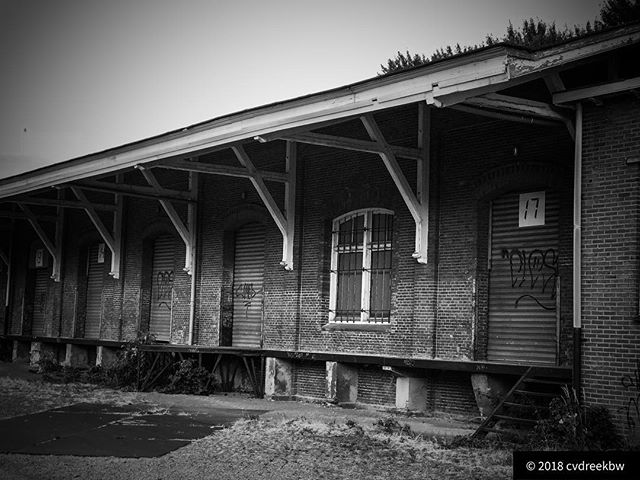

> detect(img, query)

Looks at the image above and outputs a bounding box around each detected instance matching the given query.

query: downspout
[188,172,199,345]
[573,103,583,396]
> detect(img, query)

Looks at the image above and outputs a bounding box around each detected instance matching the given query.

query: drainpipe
[188,172,199,345]
[572,103,583,397]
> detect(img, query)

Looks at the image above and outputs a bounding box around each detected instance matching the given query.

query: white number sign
[519,191,545,227]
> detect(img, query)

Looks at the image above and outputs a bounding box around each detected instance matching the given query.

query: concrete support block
[63,344,89,368]
[395,377,428,411]
[264,357,293,400]
[29,342,59,367]
[96,346,120,367]
[328,362,358,405]
[471,373,511,417]
[12,340,30,362]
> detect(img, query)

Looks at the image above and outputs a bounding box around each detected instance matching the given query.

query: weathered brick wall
[581,98,640,436]
[357,366,396,407]
[293,360,326,398]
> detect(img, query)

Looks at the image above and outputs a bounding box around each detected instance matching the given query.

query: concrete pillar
[395,377,428,411]
[12,340,30,362]
[264,357,293,400]
[471,373,510,417]
[29,342,59,367]
[326,362,358,406]
[63,344,89,367]
[96,346,120,367]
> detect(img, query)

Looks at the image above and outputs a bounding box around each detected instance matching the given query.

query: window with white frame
[329,209,394,323]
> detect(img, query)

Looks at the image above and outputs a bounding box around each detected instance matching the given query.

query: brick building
[1,24,639,438]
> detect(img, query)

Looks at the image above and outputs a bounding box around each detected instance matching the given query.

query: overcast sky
[0,0,603,179]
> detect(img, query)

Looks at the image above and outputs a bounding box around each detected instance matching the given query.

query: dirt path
[0,362,511,480]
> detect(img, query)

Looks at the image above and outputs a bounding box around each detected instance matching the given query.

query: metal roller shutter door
[488,191,559,365]
[149,235,175,342]
[31,268,49,336]
[232,223,265,348]
[85,245,104,339]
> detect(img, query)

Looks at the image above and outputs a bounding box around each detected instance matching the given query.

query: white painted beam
[282,141,296,270]
[5,196,117,211]
[415,104,430,264]
[553,76,640,104]
[231,146,287,237]
[187,171,198,343]
[278,132,422,160]
[136,166,193,273]
[67,179,194,202]
[360,115,421,223]
[17,203,61,282]
[464,93,569,122]
[70,187,116,253]
[156,158,288,183]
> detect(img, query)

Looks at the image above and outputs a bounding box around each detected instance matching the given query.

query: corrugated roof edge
[1,21,640,188]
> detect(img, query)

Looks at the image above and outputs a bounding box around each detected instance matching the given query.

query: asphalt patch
[0,402,264,457]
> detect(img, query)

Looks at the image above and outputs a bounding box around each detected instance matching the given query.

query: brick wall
[581,98,640,436]
[357,366,396,407]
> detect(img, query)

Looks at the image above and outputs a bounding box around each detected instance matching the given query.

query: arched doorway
[488,190,559,365]
[149,234,175,342]
[231,222,265,348]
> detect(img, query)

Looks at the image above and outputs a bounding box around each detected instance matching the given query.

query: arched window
[329,209,393,323]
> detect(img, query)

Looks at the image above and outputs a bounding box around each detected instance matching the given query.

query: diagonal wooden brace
[361,113,429,264]
[232,145,295,270]
[136,166,195,274]
[70,187,121,278]
[17,203,63,281]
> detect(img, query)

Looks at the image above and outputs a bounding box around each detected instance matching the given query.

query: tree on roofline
[379,0,640,75]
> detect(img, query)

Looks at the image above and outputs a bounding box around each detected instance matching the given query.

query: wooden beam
[155,158,288,183]
[415,104,430,264]
[64,179,194,203]
[553,76,640,104]
[360,115,421,223]
[464,93,569,122]
[5,196,117,211]
[544,73,565,94]
[70,187,116,253]
[136,167,190,246]
[52,190,64,282]
[136,166,193,273]
[17,204,60,281]
[0,211,57,222]
[278,132,422,160]
[109,175,124,279]
[449,104,561,128]
[0,246,8,266]
[282,141,296,270]
[187,171,198,343]
[231,146,287,236]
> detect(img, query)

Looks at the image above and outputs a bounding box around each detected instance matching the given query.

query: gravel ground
[0,364,511,480]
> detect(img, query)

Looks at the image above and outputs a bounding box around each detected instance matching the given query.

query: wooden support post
[17,203,62,281]
[188,171,198,344]
[136,166,193,274]
[360,114,428,263]
[282,141,296,270]
[53,190,65,281]
[415,103,431,264]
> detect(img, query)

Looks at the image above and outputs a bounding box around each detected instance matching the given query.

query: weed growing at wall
[162,359,212,395]
[529,386,622,450]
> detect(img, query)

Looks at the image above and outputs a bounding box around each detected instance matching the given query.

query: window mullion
[361,212,372,322]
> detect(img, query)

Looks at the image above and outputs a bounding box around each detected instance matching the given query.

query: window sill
[322,322,391,332]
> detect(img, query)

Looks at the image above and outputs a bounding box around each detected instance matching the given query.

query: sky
[0,0,604,179]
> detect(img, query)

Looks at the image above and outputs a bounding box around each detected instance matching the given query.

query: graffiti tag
[155,270,174,310]
[502,248,558,310]
[621,359,640,435]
